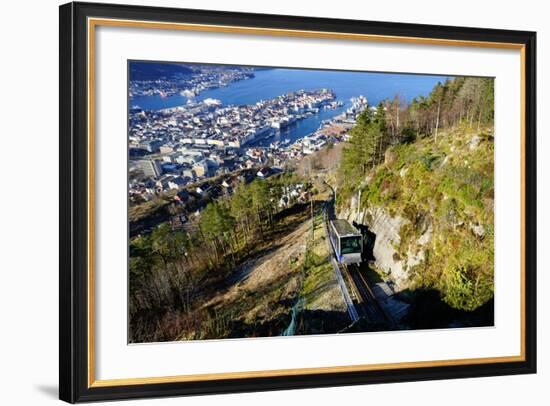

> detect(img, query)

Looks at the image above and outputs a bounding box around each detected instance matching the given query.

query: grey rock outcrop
[339,196,432,291]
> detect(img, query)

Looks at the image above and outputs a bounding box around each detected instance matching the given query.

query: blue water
[131,68,450,145]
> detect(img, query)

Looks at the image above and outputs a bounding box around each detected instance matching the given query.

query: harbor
[128,65,447,204]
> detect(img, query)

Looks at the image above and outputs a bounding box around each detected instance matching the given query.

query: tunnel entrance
[352,221,376,263]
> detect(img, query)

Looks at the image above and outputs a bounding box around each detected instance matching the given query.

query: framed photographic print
[59,1,537,403]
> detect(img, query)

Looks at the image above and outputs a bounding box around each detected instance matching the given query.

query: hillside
[338,123,494,312]
[198,201,348,339]
[129,62,194,81]
[334,76,494,313]
[128,174,349,342]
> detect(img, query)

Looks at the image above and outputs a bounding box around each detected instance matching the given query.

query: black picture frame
[59,1,537,403]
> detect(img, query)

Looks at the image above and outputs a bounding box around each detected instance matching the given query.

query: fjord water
[131,68,450,144]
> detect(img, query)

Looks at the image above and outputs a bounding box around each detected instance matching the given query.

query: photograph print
[128,61,495,343]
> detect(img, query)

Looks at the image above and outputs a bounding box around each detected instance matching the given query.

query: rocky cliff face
[339,194,431,291]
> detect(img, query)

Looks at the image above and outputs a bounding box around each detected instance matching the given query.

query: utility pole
[357,189,362,223]
[310,196,314,242]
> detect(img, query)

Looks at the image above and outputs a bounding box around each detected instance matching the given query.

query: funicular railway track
[322,183,395,329]
[342,263,394,327]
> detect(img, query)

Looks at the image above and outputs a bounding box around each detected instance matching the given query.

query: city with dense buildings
[129,88,368,206]
[129,63,255,98]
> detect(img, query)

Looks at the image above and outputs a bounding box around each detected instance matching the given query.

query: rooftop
[331,219,360,237]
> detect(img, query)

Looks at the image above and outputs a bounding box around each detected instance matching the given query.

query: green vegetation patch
[300,213,344,312]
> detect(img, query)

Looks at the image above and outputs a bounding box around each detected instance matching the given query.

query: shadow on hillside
[399,288,494,330]
[242,308,355,337]
[218,309,351,339]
